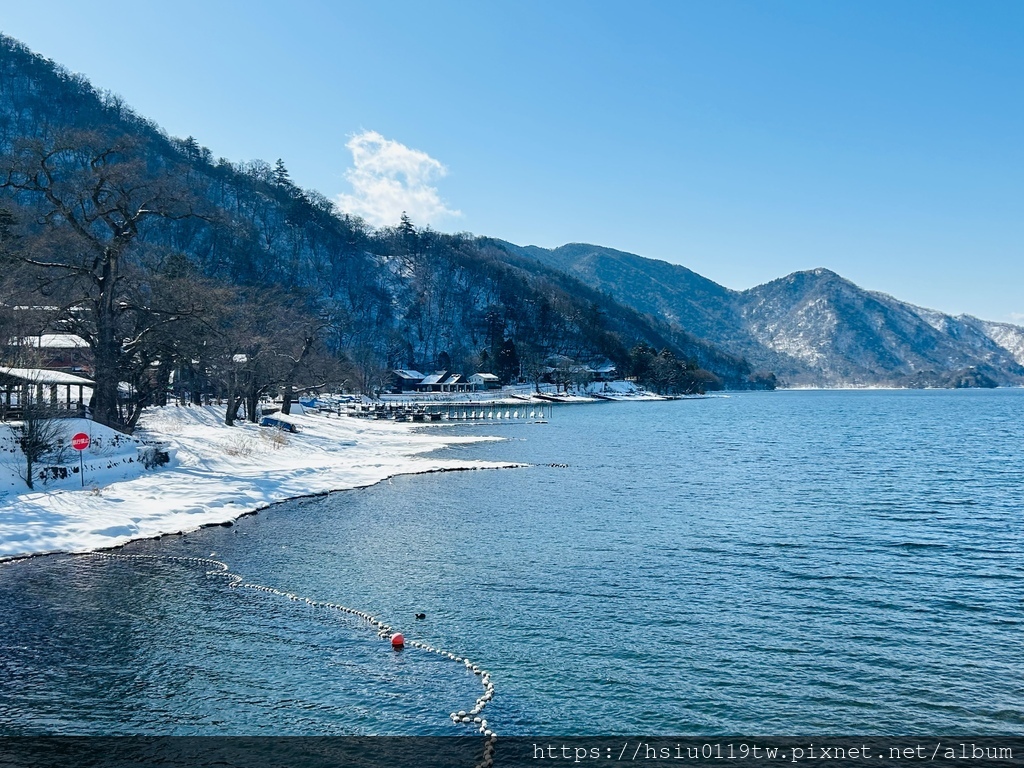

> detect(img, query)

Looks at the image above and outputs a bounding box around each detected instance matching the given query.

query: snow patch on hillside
[745,298,837,366]
[973,319,1024,366]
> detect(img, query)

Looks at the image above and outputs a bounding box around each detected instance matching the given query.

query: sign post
[71,432,90,487]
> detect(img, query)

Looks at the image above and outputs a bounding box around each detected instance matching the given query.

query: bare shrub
[16,405,67,489]
[260,428,290,451]
[220,433,259,457]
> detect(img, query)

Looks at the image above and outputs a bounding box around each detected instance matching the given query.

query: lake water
[1,390,1022,735]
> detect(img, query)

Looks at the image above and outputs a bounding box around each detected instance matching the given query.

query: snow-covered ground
[0,405,517,561]
[582,380,667,400]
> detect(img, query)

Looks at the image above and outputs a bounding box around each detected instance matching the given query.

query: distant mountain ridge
[503,242,1024,387]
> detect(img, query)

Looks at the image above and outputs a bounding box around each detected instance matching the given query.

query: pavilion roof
[0,367,95,386]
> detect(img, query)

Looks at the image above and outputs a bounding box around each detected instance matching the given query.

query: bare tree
[0,130,198,429]
[347,346,390,397]
[16,400,66,489]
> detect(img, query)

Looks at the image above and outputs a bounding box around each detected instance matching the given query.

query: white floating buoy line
[81,552,499,740]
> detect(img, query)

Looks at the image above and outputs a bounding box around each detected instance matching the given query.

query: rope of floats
[82,552,500,750]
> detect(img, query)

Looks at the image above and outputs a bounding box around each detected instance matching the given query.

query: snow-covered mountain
[505,244,1024,387]
[737,269,1024,386]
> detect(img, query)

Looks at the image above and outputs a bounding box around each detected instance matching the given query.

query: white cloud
[1009,312,1024,325]
[335,130,461,228]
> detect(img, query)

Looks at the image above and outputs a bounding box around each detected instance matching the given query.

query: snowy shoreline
[0,405,521,563]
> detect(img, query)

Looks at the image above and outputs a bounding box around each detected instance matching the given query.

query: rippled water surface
[1,390,1022,734]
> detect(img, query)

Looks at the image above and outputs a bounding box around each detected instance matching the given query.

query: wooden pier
[343,401,553,423]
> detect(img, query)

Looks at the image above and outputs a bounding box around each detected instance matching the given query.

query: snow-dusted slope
[0,406,515,560]
[735,269,1024,385]
[967,318,1024,366]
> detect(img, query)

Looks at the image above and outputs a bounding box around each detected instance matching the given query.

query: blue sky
[2,1,1021,321]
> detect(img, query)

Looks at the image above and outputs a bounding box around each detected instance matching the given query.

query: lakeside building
[390,370,425,393]
[468,373,501,390]
[415,371,471,393]
[4,333,93,376]
[0,367,94,420]
[592,362,617,382]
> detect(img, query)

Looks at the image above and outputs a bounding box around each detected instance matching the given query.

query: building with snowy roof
[0,367,94,420]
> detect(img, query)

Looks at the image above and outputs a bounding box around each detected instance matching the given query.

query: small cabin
[469,372,501,391]
[391,369,425,393]
[592,362,617,382]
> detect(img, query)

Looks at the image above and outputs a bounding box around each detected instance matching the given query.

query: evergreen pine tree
[273,158,292,187]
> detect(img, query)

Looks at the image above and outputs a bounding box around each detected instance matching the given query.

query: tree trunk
[281,334,315,416]
[90,251,123,428]
[246,385,259,423]
[23,449,33,490]
[281,383,293,415]
[90,338,121,428]
[224,373,237,426]
[154,360,171,407]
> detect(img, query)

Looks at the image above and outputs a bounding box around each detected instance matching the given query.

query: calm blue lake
[1,389,1022,735]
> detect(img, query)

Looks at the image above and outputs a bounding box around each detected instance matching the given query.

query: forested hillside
[0,34,769,430]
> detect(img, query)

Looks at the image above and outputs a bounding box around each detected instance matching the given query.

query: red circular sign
[71,433,90,451]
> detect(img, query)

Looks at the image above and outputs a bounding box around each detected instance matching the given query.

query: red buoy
[391,633,405,649]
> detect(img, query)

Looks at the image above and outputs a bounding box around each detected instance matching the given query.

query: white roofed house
[21,334,93,375]
[415,372,444,391]
[441,373,470,392]
[592,362,617,382]
[415,371,471,393]
[468,372,501,390]
[4,325,92,371]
